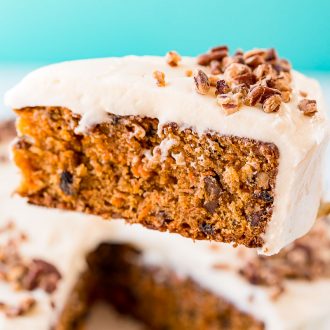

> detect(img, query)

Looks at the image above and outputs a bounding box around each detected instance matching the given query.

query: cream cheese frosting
[1,122,330,330]
[4,55,329,255]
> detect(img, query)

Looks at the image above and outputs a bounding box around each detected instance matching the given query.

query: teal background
[0,0,329,71]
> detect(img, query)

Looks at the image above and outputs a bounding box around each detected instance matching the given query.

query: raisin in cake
[4,47,329,254]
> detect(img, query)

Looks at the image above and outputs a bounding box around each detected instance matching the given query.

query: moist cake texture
[1,121,330,329]
[13,106,279,249]
[5,46,329,254]
[0,122,117,329]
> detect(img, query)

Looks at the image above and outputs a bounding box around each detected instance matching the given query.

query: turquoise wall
[0,0,329,71]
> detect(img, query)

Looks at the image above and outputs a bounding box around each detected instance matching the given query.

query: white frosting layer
[4,56,329,255]
[1,130,330,330]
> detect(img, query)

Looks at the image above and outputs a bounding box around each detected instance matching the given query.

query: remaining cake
[1,120,330,329]
[4,46,329,254]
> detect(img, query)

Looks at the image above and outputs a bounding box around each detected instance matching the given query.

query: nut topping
[194,45,315,117]
[194,69,210,95]
[215,80,231,95]
[217,93,241,115]
[298,99,318,116]
[165,51,181,67]
[153,70,166,87]
[262,94,282,113]
[224,63,254,86]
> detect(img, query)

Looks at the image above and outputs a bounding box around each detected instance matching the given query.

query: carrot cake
[4,46,329,254]
[1,121,330,329]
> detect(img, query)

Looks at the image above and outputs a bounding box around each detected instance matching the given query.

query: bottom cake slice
[1,120,330,330]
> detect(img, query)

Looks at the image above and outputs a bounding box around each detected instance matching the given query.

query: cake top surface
[1,121,330,329]
[4,48,328,158]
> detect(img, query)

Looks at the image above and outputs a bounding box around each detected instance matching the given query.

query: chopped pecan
[224,63,254,86]
[197,54,212,66]
[246,85,280,106]
[204,176,222,199]
[232,84,249,98]
[265,48,278,62]
[262,94,282,113]
[215,80,231,95]
[217,93,241,115]
[210,45,229,53]
[254,64,276,80]
[298,99,318,116]
[165,51,181,67]
[23,259,62,293]
[268,76,291,92]
[194,69,210,94]
[210,60,222,74]
[208,49,228,62]
[246,85,265,106]
[153,70,166,87]
[208,75,219,87]
[244,49,266,68]
[281,91,291,103]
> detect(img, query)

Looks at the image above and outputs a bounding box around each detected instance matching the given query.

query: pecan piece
[215,79,231,95]
[224,63,254,86]
[246,85,265,106]
[153,70,166,87]
[197,54,211,66]
[244,49,266,68]
[268,76,291,92]
[262,94,282,113]
[210,60,222,74]
[217,93,241,115]
[246,85,280,106]
[208,49,228,62]
[298,99,318,116]
[194,69,210,94]
[210,45,229,53]
[208,75,219,87]
[265,48,278,62]
[165,51,181,67]
[254,63,276,80]
[281,91,291,103]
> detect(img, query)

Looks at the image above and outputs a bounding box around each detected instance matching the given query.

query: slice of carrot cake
[5,46,329,254]
[1,121,330,329]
